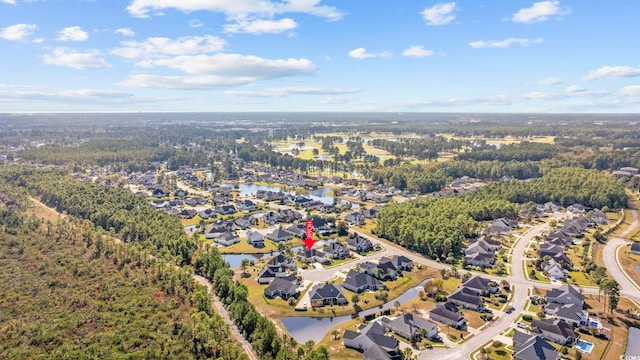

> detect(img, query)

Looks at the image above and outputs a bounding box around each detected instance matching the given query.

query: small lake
[635,265,640,273]
[280,279,431,344]
[237,184,343,206]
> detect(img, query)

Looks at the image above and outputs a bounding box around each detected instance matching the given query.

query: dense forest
[0,167,330,360]
[0,181,246,359]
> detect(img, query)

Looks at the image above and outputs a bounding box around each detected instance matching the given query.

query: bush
[522,315,533,321]
[435,294,448,302]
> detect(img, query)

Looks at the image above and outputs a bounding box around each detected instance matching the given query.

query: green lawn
[216,238,278,254]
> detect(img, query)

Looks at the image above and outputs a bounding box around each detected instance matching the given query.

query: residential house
[285,223,306,238]
[429,302,466,329]
[297,249,329,264]
[544,202,562,213]
[347,236,374,253]
[343,321,400,360]
[237,199,257,211]
[198,208,215,220]
[322,242,350,260]
[266,228,293,242]
[545,284,584,308]
[631,242,640,255]
[379,255,413,271]
[267,254,297,270]
[361,206,382,219]
[213,231,240,246]
[590,209,608,225]
[567,203,588,214]
[513,331,560,360]
[447,287,484,310]
[486,218,518,235]
[215,204,237,215]
[544,302,588,327]
[381,313,439,341]
[308,284,347,306]
[342,269,383,293]
[257,265,287,284]
[461,276,499,296]
[541,258,568,281]
[180,209,197,219]
[530,318,578,345]
[264,277,299,299]
[246,230,265,248]
[234,215,253,229]
[464,237,500,268]
[345,211,366,225]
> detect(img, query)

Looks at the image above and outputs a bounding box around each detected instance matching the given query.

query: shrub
[522,314,533,321]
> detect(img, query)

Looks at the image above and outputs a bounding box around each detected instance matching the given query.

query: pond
[236,183,349,206]
[280,279,431,344]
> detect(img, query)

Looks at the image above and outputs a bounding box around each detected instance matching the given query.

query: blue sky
[1,0,639,112]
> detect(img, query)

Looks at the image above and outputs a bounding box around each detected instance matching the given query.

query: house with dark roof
[237,199,257,211]
[343,321,400,360]
[567,203,588,214]
[429,302,466,329]
[545,284,584,308]
[379,255,413,271]
[308,284,347,306]
[266,228,293,242]
[215,204,237,215]
[213,230,240,246]
[381,313,439,341]
[342,269,383,293]
[544,302,588,327]
[267,254,297,270]
[347,236,374,253]
[486,218,518,235]
[179,208,197,219]
[361,206,382,219]
[530,318,578,345]
[464,239,498,268]
[375,261,401,280]
[234,215,253,229]
[513,331,560,360]
[345,211,366,225]
[625,327,640,359]
[246,229,265,248]
[297,249,329,264]
[285,223,306,238]
[264,277,299,299]
[257,265,288,284]
[322,242,350,260]
[448,287,484,310]
[462,276,499,295]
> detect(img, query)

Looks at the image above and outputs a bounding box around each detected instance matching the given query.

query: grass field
[215,238,279,254]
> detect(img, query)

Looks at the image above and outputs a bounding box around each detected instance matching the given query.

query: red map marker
[303,219,316,250]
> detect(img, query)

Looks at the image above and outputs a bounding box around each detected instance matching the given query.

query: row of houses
[464,235,502,268]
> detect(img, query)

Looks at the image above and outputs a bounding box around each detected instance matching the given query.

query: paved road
[603,207,640,299]
[194,275,260,360]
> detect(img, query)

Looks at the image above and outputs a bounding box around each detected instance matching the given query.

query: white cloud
[565,85,584,93]
[583,66,640,81]
[224,17,297,34]
[225,86,361,98]
[33,37,44,43]
[120,54,315,89]
[469,37,543,48]
[402,45,434,58]
[111,35,226,59]
[1,0,17,4]
[41,47,111,70]
[619,85,640,97]
[189,19,203,28]
[0,86,169,105]
[348,47,390,59]
[512,1,568,23]
[0,23,37,41]
[56,26,89,42]
[115,27,135,37]
[322,96,352,104]
[126,0,343,21]
[421,2,456,26]
[535,77,561,86]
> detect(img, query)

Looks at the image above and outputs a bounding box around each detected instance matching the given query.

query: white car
[517,322,527,329]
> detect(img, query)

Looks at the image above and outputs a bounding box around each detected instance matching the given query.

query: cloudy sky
[1,0,639,112]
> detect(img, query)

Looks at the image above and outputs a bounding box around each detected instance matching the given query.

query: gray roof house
[530,318,578,345]
[246,229,265,248]
[625,327,640,358]
[264,277,299,299]
[342,269,383,293]
[266,254,297,270]
[343,321,400,360]
[381,313,439,341]
[266,228,293,242]
[544,302,588,327]
[323,242,350,260]
[285,223,306,238]
[541,258,568,281]
[213,231,240,246]
[513,331,560,360]
[429,302,466,329]
[346,236,373,253]
[379,255,413,271]
[309,284,347,306]
[545,284,584,308]
[462,276,499,295]
[448,287,484,310]
[297,249,329,264]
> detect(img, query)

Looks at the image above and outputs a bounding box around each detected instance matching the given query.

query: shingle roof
[513,331,559,360]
